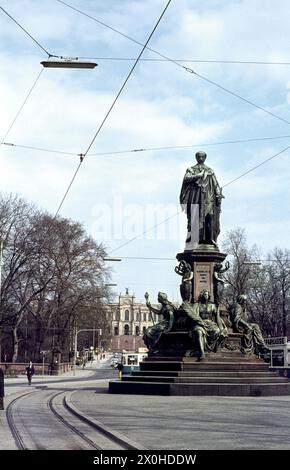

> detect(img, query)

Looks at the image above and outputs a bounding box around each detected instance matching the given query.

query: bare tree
[0,194,110,362]
[25,214,110,361]
[222,228,290,337]
[222,228,258,301]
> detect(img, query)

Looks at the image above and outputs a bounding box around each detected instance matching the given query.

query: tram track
[6,391,38,449]
[47,391,102,449]
[5,388,143,450]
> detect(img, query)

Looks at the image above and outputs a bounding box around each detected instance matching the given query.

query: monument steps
[140,360,270,372]
[122,375,288,384]
[132,370,278,378]
[109,380,290,396]
[145,351,250,360]
[109,355,290,396]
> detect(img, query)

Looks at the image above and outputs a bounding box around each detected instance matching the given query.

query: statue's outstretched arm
[149,305,163,315]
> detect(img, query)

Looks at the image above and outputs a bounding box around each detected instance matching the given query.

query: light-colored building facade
[106,289,157,351]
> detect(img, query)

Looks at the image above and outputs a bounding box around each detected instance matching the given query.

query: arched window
[114,326,119,336]
[136,312,141,322]
[143,312,147,322]
[125,309,130,321]
[135,326,140,336]
[142,326,146,335]
[124,324,130,335]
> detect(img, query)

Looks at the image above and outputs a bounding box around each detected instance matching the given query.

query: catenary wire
[56,0,189,72]
[107,256,281,265]
[109,209,183,255]
[194,72,290,126]
[54,0,172,218]
[222,145,290,188]
[54,161,83,216]
[0,6,52,56]
[56,0,290,127]
[79,56,290,66]
[82,1,172,157]
[2,142,77,156]
[109,144,290,254]
[4,134,290,158]
[1,68,44,144]
[89,135,290,156]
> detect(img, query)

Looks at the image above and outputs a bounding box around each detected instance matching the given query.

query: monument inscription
[194,262,212,300]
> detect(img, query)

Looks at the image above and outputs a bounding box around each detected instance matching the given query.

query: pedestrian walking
[26,361,35,385]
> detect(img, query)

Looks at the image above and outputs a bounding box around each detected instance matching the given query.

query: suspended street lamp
[41,56,98,69]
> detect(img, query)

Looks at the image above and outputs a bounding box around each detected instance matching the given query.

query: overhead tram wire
[193,72,290,126]
[2,142,77,156]
[0,6,60,143]
[56,0,290,127]
[222,144,290,188]
[109,209,183,255]
[0,6,97,70]
[1,68,44,144]
[79,57,290,66]
[56,0,188,71]
[0,6,53,57]
[4,134,290,158]
[89,134,290,156]
[53,0,173,218]
[108,144,290,255]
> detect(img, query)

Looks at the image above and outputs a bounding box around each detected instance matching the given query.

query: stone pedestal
[177,246,227,302]
[145,331,243,358]
[109,346,290,396]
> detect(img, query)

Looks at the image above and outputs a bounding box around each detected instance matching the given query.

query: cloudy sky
[1,0,290,302]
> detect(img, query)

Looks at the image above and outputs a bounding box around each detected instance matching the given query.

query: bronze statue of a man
[180,151,224,246]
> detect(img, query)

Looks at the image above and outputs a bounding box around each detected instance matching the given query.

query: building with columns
[107,289,157,351]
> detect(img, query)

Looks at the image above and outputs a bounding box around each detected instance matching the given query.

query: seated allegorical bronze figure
[229,294,269,355]
[143,291,176,353]
[180,289,228,360]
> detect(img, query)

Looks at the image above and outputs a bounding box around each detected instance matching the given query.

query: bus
[262,336,290,378]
